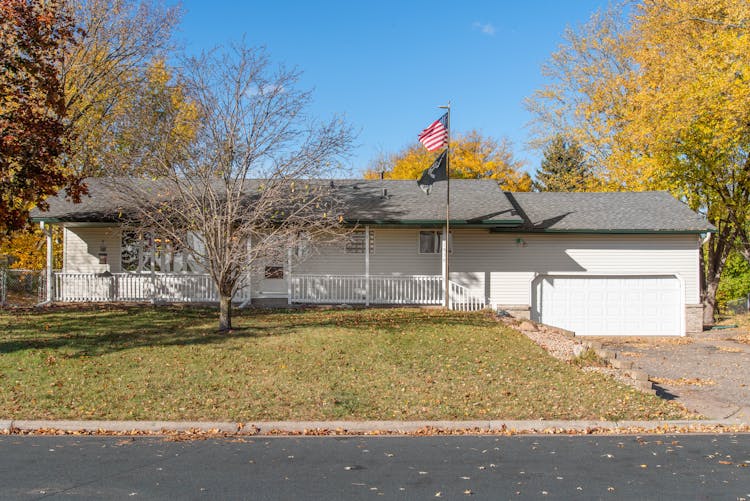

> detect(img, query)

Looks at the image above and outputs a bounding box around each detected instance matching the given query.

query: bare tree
[108,45,354,330]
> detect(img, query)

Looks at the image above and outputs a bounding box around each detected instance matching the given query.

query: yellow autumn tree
[616,0,750,324]
[364,131,532,191]
[527,0,750,324]
[0,226,62,270]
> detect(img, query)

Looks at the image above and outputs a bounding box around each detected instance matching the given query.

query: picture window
[346,230,375,254]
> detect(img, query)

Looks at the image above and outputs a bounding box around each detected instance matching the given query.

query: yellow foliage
[0,226,62,270]
[613,0,750,194]
[364,131,531,191]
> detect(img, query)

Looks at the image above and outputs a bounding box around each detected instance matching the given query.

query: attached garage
[532,275,683,336]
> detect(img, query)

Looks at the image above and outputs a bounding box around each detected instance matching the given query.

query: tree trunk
[701,223,733,328]
[219,294,232,331]
[703,275,720,327]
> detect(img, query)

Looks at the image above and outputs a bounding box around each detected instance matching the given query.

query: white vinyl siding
[63,225,122,273]
[269,229,700,305]
[296,229,444,276]
[61,226,701,311]
[446,230,700,306]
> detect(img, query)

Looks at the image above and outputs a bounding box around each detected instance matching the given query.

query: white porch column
[287,247,293,305]
[365,225,370,306]
[42,222,53,302]
[150,238,156,304]
[441,227,447,308]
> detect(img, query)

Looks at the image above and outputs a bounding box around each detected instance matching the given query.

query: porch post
[365,225,370,306]
[42,222,53,302]
[441,227,447,308]
[150,241,156,304]
[287,247,292,305]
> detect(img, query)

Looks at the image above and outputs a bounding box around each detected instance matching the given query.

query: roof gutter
[489,227,715,235]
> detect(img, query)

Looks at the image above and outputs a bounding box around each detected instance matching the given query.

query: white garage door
[533,275,682,336]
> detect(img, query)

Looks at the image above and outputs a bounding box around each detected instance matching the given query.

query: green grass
[0,305,690,421]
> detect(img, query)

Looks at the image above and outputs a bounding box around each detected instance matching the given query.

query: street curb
[2,419,749,436]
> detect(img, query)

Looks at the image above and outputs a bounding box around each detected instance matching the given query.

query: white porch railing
[290,274,485,309]
[448,280,486,312]
[51,272,486,310]
[291,274,444,305]
[53,273,252,303]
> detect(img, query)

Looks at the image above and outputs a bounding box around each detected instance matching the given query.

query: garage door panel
[535,275,682,336]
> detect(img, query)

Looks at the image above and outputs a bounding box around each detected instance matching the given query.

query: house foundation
[496,305,531,320]
[685,304,704,335]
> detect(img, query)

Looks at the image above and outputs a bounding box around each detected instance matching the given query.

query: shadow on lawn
[0,304,497,357]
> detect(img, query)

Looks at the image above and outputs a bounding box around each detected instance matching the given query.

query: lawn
[0,306,691,421]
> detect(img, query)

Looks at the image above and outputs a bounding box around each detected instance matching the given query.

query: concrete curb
[2,419,749,436]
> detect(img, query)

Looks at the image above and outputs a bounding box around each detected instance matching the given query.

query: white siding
[296,229,443,276]
[448,231,700,306]
[60,225,701,308]
[295,229,700,305]
[63,226,122,273]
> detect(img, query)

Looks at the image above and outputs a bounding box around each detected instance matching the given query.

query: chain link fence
[0,269,47,307]
[724,295,750,316]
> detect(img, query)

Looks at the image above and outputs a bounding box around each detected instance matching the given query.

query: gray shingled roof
[336,180,520,225]
[506,192,713,233]
[30,178,521,226]
[30,178,713,233]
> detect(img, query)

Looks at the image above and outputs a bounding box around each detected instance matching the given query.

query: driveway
[595,327,750,420]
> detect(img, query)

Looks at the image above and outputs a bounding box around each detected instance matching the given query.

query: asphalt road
[0,434,748,500]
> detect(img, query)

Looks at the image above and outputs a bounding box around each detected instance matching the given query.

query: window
[121,231,197,273]
[264,266,284,279]
[419,230,451,254]
[345,230,375,254]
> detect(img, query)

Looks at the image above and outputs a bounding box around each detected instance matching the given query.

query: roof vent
[381,187,388,198]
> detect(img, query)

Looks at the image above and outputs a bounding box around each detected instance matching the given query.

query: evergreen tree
[533,135,591,192]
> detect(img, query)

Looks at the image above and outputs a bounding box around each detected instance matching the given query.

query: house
[30,179,714,336]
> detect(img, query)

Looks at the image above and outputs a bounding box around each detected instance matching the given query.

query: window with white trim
[345,230,375,254]
[418,230,451,254]
[121,231,197,273]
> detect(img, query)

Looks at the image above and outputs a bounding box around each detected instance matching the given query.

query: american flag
[418,113,448,151]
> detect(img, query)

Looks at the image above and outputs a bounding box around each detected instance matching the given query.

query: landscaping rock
[629,370,650,381]
[518,321,538,332]
[594,349,616,360]
[585,340,603,350]
[611,359,633,370]
[572,344,586,357]
[633,380,654,391]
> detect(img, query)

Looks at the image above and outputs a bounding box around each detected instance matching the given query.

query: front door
[258,263,287,296]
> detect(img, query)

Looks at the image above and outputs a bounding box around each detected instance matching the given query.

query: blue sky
[179,1,607,177]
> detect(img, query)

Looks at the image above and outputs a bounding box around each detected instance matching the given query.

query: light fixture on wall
[515,238,527,248]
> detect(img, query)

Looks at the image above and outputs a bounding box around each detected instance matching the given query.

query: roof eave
[490,227,714,234]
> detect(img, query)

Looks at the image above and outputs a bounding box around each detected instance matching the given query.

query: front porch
[49,272,486,311]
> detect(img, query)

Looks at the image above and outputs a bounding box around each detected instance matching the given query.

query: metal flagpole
[440,102,451,309]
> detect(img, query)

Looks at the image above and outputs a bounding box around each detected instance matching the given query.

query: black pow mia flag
[417,150,447,195]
